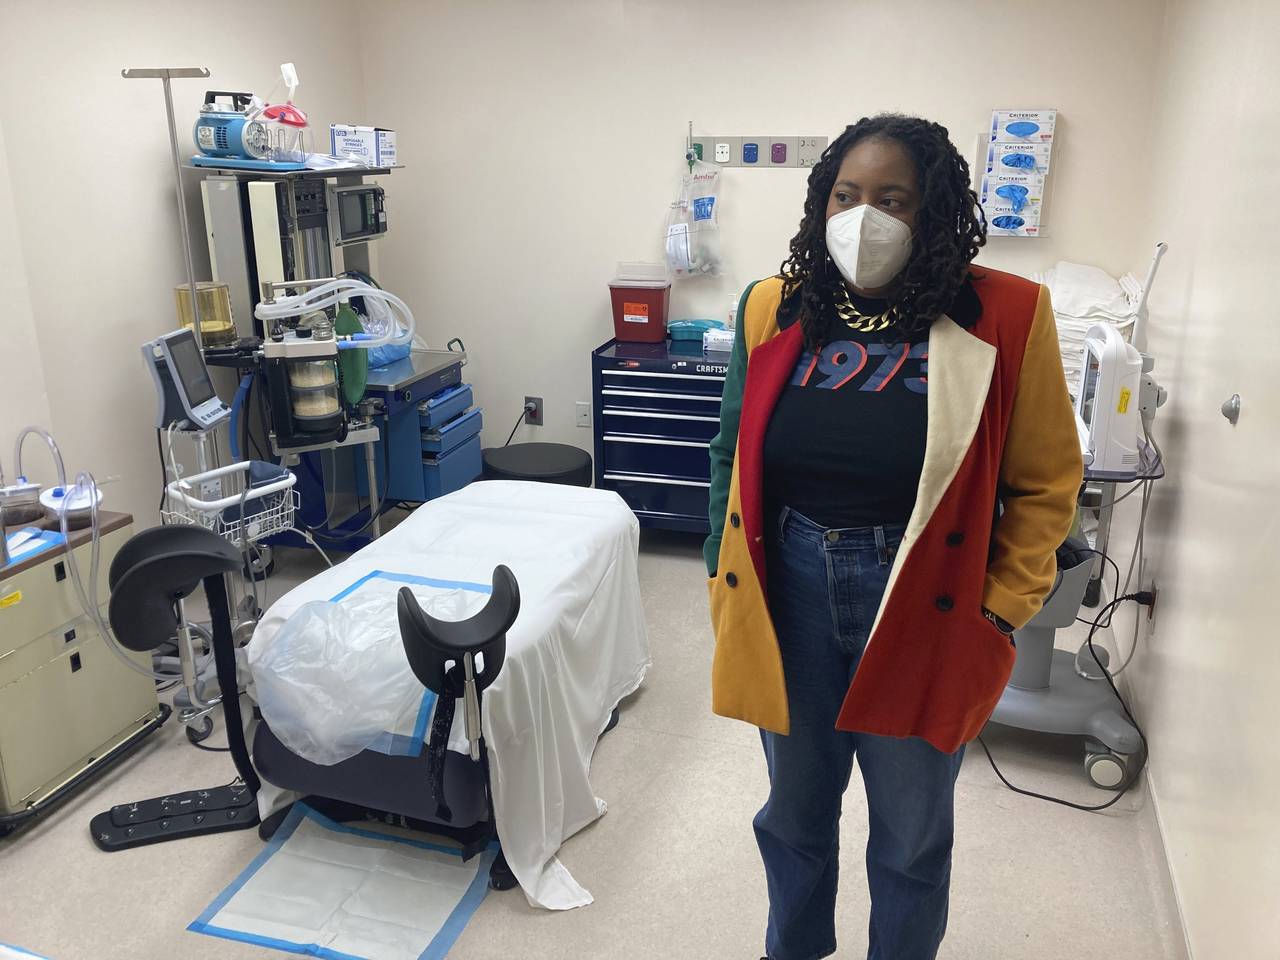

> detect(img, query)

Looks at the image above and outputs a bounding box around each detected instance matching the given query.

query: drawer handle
[602,389,721,402]
[603,410,719,423]
[602,473,711,488]
[604,436,711,449]
[603,370,726,381]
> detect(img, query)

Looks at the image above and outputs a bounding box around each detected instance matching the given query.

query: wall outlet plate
[797,136,828,169]
[741,139,763,164]
[769,137,798,167]
[576,401,591,428]
[524,396,543,426]
[710,136,739,165]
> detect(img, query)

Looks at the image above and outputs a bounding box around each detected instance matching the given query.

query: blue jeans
[756,508,965,960]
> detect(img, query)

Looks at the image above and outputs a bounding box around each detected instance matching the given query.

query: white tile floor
[0,533,1187,960]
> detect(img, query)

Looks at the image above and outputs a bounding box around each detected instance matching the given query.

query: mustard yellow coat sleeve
[983,286,1084,628]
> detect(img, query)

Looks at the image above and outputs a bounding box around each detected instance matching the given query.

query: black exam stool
[482,442,592,487]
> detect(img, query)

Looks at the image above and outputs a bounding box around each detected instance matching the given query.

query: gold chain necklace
[836,288,896,332]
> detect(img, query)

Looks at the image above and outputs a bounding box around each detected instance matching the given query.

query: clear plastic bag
[665,159,725,278]
[248,585,479,765]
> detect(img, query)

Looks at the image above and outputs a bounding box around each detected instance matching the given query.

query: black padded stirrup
[91,525,261,851]
[397,566,519,826]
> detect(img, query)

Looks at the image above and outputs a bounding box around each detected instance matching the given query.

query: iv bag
[665,159,725,278]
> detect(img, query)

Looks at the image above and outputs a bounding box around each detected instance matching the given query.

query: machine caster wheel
[244,546,274,582]
[488,851,517,891]
[186,715,215,744]
[1085,749,1128,790]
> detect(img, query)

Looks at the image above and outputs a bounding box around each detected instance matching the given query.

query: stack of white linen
[1032,261,1142,397]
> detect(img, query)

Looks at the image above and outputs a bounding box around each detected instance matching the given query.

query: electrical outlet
[524,396,543,426]
[1147,583,1159,621]
[576,402,591,428]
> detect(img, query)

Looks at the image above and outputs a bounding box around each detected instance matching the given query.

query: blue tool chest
[592,338,729,534]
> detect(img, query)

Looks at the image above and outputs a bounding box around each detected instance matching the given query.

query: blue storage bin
[421,407,483,455]
[419,384,473,430]
[423,434,483,499]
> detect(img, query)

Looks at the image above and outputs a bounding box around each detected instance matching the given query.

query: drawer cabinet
[592,339,729,534]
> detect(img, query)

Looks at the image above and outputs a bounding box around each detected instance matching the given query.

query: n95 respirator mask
[825,204,914,290]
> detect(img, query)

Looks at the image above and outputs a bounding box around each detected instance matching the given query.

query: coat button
[730,513,741,528]
[935,594,954,612]
[946,531,964,546]
[725,572,738,588]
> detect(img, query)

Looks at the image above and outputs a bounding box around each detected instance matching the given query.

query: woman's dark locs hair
[779,114,987,346]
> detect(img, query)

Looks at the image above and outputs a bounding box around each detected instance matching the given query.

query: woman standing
[705,114,1082,960]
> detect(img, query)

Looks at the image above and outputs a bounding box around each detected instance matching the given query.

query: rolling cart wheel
[1085,750,1128,790]
[186,715,215,745]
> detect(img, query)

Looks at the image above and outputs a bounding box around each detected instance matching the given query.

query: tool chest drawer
[600,409,721,443]
[592,339,729,534]
[421,406,483,455]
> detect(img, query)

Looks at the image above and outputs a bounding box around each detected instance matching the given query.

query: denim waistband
[776,506,907,551]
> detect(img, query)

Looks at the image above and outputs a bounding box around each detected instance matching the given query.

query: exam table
[246,480,651,910]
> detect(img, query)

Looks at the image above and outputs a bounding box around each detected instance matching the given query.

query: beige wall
[0,116,54,478]
[359,0,1165,453]
[0,0,367,522]
[1116,0,1280,955]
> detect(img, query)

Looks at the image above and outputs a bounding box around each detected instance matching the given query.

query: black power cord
[503,401,537,447]
[979,590,1153,812]
[155,430,169,520]
[1071,546,1122,628]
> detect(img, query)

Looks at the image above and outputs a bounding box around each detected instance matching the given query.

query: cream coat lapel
[869,315,997,636]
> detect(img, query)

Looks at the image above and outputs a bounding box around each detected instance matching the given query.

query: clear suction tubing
[14,428,178,683]
[254,278,417,350]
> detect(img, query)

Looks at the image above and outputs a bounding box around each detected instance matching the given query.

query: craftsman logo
[697,364,727,374]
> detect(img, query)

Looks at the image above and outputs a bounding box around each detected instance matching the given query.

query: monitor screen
[1080,352,1101,427]
[339,191,367,238]
[168,331,216,408]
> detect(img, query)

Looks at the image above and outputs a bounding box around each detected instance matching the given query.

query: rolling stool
[482,442,592,487]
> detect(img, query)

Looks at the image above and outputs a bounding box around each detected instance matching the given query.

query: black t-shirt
[764,294,929,528]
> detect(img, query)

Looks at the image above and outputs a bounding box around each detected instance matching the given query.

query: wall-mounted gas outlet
[524,396,543,426]
[694,135,824,168]
[576,402,591,428]
[797,136,826,169]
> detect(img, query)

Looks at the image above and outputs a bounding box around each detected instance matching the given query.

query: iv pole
[121,67,211,350]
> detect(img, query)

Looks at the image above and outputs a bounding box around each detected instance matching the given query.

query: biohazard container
[609,262,671,343]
